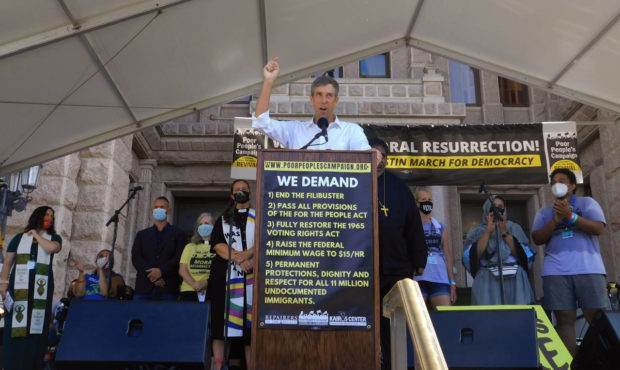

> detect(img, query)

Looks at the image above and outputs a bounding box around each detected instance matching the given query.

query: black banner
[258,160,374,330]
[233,121,582,184]
[363,123,546,185]
[362,121,581,184]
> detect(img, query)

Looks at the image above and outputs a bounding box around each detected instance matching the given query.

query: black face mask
[419,201,433,215]
[234,190,250,204]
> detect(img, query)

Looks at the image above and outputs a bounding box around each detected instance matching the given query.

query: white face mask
[551,182,569,199]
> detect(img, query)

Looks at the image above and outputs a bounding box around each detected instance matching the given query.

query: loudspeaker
[572,311,620,370]
[55,300,211,369]
[430,309,539,369]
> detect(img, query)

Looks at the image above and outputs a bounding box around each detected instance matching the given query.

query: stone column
[123,180,140,288]
[124,159,157,288]
[69,137,132,295]
[479,71,504,123]
[598,111,620,282]
[431,186,461,283]
[410,48,431,80]
[422,66,445,104]
[444,186,468,287]
[136,159,157,231]
[529,88,548,122]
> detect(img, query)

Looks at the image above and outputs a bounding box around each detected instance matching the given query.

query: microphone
[299,118,329,149]
[130,185,144,192]
[317,117,328,142]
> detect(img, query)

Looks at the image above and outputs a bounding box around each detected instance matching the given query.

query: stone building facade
[3,46,618,303]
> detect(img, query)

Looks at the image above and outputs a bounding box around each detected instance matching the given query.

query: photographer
[463,195,535,305]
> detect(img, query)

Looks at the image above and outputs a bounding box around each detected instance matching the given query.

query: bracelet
[569,212,579,224]
[0,279,9,284]
[449,280,456,286]
[450,285,457,290]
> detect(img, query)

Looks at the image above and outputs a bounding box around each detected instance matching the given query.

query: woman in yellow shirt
[178,212,216,301]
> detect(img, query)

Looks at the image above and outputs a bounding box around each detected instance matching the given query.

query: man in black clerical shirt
[369,138,428,370]
[131,196,186,300]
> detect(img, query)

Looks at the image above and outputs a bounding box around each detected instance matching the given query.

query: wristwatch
[501,232,510,238]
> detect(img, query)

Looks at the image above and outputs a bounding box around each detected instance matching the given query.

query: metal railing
[382,278,447,370]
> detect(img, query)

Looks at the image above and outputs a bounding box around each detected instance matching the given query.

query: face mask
[551,182,569,199]
[234,190,250,204]
[419,201,433,215]
[198,224,214,237]
[96,257,110,269]
[153,208,167,221]
[43,216,53,229]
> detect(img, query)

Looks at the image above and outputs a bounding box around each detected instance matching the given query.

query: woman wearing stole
[0,206,62,369]
[208,180,255,370]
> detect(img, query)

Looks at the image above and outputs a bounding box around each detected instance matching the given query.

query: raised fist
[263,57,280,82]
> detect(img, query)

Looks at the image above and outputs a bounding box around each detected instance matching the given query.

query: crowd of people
[0,56,611,369]
[0,184,253,369]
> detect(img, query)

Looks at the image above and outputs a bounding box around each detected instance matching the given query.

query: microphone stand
[300,131,327,150]
[478,183,506,304]
[104,186,140,299]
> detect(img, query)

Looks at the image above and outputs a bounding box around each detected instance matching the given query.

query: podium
[251,149,379,369]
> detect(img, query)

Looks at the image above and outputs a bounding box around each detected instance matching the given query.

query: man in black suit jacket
[131,196,186,300]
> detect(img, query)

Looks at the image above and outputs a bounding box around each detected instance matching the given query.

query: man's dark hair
[25,206,56,235]
[492,195,506,207]
[550,168,577,185]
[230,179,250,195]
[155,196,169,205]
[311,75,339,96]
[368,137,388,153]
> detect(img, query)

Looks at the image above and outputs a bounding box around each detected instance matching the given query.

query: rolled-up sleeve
[252,111,289,148]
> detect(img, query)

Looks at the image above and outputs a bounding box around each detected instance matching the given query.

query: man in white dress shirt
[253,57,371,151]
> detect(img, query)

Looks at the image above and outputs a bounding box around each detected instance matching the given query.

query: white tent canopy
[1,0,619,175]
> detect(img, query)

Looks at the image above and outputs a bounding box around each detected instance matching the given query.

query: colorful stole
[12,232,52,337]
[222,209,255,337]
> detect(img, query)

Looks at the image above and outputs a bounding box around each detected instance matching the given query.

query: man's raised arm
[255,57,280,117]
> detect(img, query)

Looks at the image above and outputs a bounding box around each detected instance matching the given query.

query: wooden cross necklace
[379,173,389,216]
